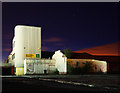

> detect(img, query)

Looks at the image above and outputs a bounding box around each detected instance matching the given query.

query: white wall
[52,50,67,74]
[24,59,56,74]
[92,59,107,73]
[14,25,41,68]
[67,59,107,73]
[24,50,67,75]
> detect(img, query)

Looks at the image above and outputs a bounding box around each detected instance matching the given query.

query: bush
[81,61,94,74]
[54,68,59,74]
[67,64,81,75]
[96,69,104,74]
[67,61,94,75]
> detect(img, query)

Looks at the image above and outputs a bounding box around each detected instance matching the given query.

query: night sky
[2,2,119,62]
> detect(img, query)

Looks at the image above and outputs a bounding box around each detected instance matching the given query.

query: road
[1,76,120,93]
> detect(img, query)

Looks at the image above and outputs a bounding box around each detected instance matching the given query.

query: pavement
[1,75,120,92]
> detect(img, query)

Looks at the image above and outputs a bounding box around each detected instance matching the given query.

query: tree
[64,49,72,58]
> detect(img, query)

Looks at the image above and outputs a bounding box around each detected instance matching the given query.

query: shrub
[67,61,94,75]
[67,64,82,75]
[54,68,59,74]
[81,61,94,74]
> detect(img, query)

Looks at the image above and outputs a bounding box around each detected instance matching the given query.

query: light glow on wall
[67,59,107,73]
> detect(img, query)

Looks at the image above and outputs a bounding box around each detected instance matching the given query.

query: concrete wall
[24,50,67,75]
[24,59,56,74]
[92,59,107,73]
[67,59,107,73]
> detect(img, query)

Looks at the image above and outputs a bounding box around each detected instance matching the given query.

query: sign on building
[24,54,40,58]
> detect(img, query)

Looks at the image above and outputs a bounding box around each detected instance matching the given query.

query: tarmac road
[1,76,119,93]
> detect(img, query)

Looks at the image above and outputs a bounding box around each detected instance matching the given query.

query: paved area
[1,75,120,92]
[50,75,120,89]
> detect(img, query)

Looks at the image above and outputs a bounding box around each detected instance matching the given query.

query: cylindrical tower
[14,25,41,75]
[15,26,25,75]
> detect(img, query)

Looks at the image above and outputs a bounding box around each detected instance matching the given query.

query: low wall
[24,59,56,74]
[67,59,107,73]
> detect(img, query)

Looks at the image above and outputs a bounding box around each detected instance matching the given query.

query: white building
[24,50,67,75]
[8,25,107,75]
[52,50,67,74]
[8,25,67,75]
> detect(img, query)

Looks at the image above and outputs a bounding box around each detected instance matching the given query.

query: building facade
[7,25,110,75]
[8,25,67,75]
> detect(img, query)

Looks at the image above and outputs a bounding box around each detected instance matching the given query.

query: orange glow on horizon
[74,42,119,56]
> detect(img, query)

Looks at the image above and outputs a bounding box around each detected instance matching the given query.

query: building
[23,50,67,75]
[8,25,67,75]
[7,25,118,75]
[11,25,41,75]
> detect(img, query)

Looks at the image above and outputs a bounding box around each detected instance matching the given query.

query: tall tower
[14,25,41,75]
